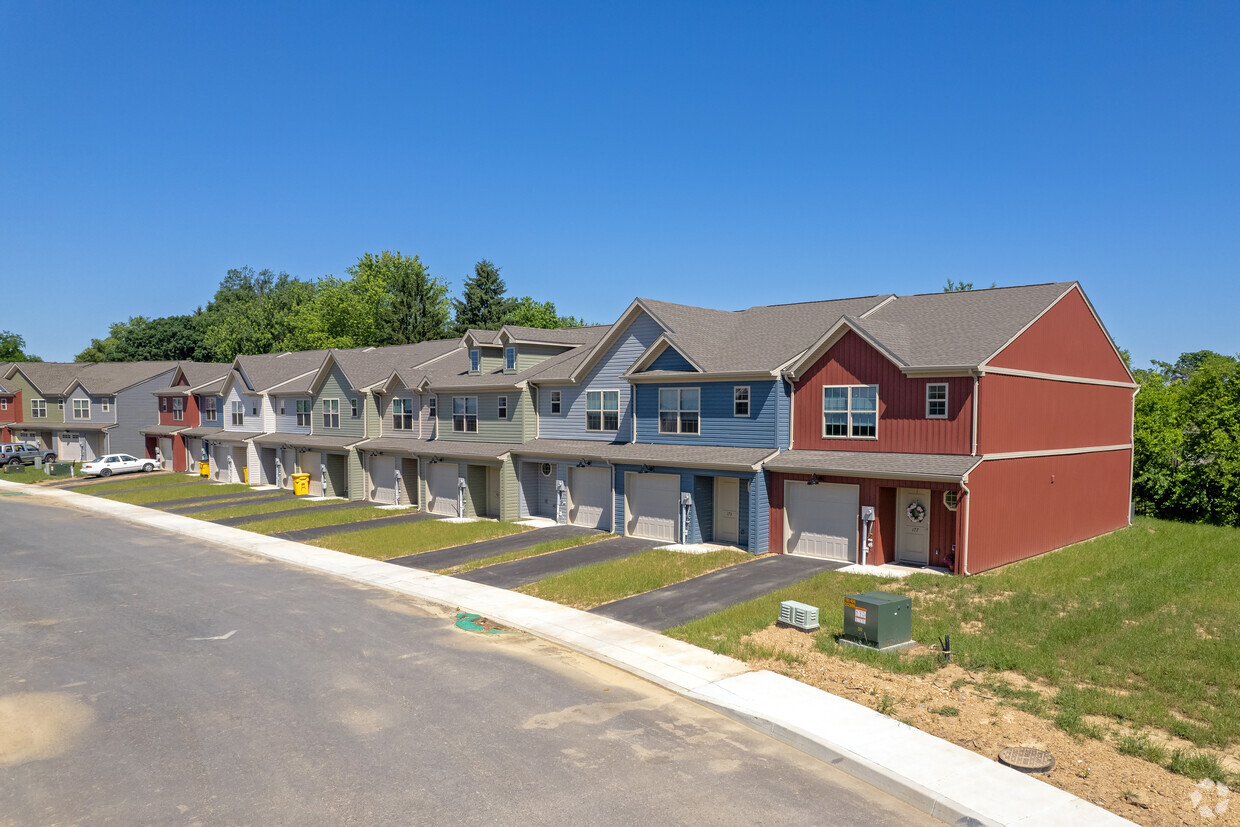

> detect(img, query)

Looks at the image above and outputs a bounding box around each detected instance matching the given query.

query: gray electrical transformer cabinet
[844,591,912,649]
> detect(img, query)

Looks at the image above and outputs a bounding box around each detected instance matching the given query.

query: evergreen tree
[453,259,511,334]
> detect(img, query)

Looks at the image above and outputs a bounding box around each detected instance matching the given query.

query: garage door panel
[370,456,398,504]
[786,482,857,562]
[428,462,459,516]
[625,472,679,543]
[568,467,609,529]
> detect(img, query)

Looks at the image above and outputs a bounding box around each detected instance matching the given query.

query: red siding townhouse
[766,282,1135,574]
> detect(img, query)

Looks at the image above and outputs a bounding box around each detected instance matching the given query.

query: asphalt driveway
[591,554,846,630]
[455,535,651,589]
[387,524,600,572]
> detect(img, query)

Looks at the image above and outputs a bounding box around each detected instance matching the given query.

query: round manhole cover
[998,746,1055,773]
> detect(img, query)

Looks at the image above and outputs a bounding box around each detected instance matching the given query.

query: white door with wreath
[896,487,930,565]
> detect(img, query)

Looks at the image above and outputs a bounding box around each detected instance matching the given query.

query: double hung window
[73,399,90,420]
[322,399,340,429]
[658,388,700,434]
[203,398,217,421]
[453,397,477,432]
[822,385,878,438]
[172,398,184,421]
[733,386,750,417]
[31,399,46,418]
[231,401,244,426]
[393,399,414,430]
[469,350,481,373]
[550,390,561,414]
[585,390,618,431]
[926,383,948,419]
[498,396,508,420]
[350,399,359,418]
[505,347,517,372]
[296,399,312,427]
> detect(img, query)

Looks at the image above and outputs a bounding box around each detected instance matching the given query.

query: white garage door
[59,433,82,462]
[785,481,858,562]
[369,456,398,505]
[159,438,174,470]
[568,467,610,529]
[211,444,228,481]
[625,472,679,543]
[427,462,459,516]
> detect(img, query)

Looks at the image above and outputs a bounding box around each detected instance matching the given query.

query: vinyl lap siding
[635,380,778,448]
[271,396,311,434]
[647,347,695,372]
[537,312,664,442]
[500,459,519,521]
[348,451,364,501]
[365,391,381,438]
[777,379,791,450]
[437,390,525,443]
[612,464,761,551]
[464,464,487,518]
[313,366,365,439]
[113,369,177,457]
[515,344,565,372]
[223,385,259,433]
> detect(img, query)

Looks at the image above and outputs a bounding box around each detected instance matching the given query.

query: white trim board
[980,366,1138,389]
[981,444,1132,461]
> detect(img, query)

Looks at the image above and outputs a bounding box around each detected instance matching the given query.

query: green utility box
[844,591,912,650]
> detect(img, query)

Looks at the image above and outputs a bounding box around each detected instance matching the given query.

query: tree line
[72,253,586,363]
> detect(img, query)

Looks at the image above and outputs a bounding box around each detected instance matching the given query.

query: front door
[896,488,931,565]
[487,466,501,518]
[714,476,740,545]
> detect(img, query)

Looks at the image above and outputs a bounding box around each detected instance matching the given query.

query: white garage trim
[624,472,679,543]
[369,455,398,504]
[784,480,858,562]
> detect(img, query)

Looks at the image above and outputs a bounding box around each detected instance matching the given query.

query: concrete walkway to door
[591,554,845,630]
[455,535,651,589]
[387,524,600,573]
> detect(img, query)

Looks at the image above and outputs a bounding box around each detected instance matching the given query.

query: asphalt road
[0,496,937,826]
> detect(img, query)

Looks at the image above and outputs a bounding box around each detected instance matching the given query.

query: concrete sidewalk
[1,479,1128,827]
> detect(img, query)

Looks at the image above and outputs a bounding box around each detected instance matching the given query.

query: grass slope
[310,520,528,561]
[191,497,321,520]
[518,548,751,609]
[102,482,251,504]
[439,534,609,575]
[670,517,1240,755]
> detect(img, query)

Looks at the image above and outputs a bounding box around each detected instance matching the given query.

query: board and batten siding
[537,312,664,442]
[976,375,1134,455]
[312,365,365,439]
[986,287,1132,383]
[436,389,527,443]
[113,368,177,457]
[634,379,779,448]
[792,330,973,455]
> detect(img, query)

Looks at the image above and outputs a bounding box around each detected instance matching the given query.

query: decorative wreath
[906,500,927,523]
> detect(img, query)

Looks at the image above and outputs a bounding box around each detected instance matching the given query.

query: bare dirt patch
[744,625,1235,826]
[0,692,95,767]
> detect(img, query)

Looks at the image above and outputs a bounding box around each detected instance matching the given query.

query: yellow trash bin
[243,467,248,484]
[199,461,209,477]
[292,473,310,496]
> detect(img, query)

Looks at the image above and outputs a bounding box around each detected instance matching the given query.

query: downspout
[971,372,980,455]
[960,477,972,575]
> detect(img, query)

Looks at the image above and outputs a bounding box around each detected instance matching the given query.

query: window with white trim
[57,400,64,410]
[822,385,877,439]
[31,399,46,419]
[469,350,481,373]
[172,398,184,421]
[428,395,437,420]
[0,398,7,411]
[322,398,340,429]
[550,390,561,414]
[160,397,168,413]
[541,462,553,477]
[733,386,750,417]
[393,398,413,430]
[73,399,90,420]
[658,388,700,434]
[296,399,312,427]
[203,397,218,421]
[943,490,959,511]
[505,346,517,372]
[350,398,359,418]
[586,390,618,431]
[101,397,111,412]
[453,397,477,432]
[498,395,508,420]
[926,383,948,419]
[231,401,244,426]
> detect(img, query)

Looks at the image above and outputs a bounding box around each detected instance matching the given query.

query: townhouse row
[1,281,1136,574]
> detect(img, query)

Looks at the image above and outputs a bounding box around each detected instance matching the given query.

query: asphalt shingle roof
[763,450,982,480]
[514,439,772,470]
[234,351,330,392]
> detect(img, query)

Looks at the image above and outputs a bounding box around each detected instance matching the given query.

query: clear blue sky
[2,1,1237,367]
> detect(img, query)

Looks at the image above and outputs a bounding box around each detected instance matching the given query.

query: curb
[4,480,1132,826]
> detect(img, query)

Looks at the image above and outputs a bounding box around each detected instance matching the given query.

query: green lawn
[101,482,252,504]
[439,534,611,575]
[190,497,322,521]
[68,472,196,493]
[240,506,423,535]
[517,547,750,609]
[669,517,1240,778]
[0,463,82,484]
[310,519,529,560]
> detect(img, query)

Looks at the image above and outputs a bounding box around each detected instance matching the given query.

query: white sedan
[81,454,155,477]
